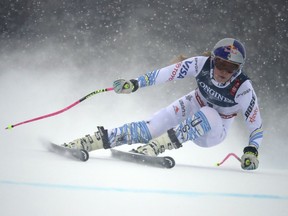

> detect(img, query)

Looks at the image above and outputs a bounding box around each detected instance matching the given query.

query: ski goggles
[214,57,240,74]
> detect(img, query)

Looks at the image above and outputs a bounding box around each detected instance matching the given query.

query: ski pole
[5,87,114,130]
[216,153,241,166]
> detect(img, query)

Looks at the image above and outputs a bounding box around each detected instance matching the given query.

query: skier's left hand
[241,146,259,170]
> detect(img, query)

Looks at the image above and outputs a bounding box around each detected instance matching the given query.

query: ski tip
[164,156,176,168]
[42,139,90,162]
[79,149,89,162]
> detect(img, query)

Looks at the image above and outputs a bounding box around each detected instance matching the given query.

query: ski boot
[62,126,110,152]
[133,129,182,156]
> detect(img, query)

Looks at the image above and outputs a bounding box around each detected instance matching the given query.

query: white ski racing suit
[108,56,263,150]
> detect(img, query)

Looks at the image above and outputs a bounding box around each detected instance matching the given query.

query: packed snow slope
[0,71,287,216]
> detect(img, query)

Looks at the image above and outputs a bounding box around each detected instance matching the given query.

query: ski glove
[113,79,139,94]
[241,146,259,170]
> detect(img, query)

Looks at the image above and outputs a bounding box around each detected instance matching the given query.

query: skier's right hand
[113,79,139,94]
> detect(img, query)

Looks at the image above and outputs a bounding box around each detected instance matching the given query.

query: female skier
[63,38,263,170]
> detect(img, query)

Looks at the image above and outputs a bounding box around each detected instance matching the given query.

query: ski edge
[110,148,175,168]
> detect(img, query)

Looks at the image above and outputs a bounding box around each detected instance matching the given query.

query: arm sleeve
[136,56,209,88]
[235,80,264,149]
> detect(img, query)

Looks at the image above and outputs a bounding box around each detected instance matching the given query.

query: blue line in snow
[1,180,288,200]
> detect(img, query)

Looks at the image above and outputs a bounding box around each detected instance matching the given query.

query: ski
[110,149,175,168]
[44,141,89,162]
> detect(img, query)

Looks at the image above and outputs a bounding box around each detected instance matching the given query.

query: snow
[0,72,287,216]
[0,138,287,216]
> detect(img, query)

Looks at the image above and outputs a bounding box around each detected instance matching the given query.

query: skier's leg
[106,121,153,148]
[105,91,198,147]
[63,91,200,152]
[193,116,233,148]
[175,106,226,147]
[134,106,225,156]
[144,91,198,138]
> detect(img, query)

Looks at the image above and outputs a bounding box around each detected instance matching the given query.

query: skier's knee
[199,107,222,132]
[193,107,226,147]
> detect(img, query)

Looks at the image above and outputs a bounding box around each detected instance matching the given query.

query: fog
[0,1,287,215]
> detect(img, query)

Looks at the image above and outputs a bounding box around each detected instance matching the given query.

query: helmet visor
[214,57,240,74]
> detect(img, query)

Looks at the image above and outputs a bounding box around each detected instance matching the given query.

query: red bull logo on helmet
[224,45,238,55]
[213,38,246,64]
